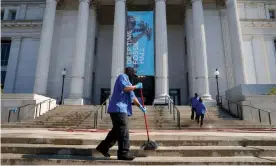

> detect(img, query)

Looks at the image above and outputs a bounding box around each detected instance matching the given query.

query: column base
[200,94,216,107]
[64,98,91,105]
[153,94,170,106]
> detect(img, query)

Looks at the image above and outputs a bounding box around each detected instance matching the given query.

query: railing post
[39,103,42,116]
[101,105,103,120]
[228,100,230,113]
[48,100,51,111]
[173,106,175,120]
[8,110,12,123]
[268,112,271,125]
[17,108,20,122]
[236,104,239,119]
[178,112,180,130]
[258,109,262,123]
[169,100,172,114]
[95,111,98,129]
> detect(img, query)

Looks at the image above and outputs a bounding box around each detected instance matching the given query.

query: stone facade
[1,0,276,105]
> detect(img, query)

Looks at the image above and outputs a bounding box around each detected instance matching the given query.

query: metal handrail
[165,95,181,130]
[8,99,55,123]
[93,98,110,129]
[217,95,272,125]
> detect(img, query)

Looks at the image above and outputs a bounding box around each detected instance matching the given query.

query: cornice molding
[240,19,276,28]
[1,0,45,5]
[1,20,43,28]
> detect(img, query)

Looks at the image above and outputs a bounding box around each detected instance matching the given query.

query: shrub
[267,87,276,95]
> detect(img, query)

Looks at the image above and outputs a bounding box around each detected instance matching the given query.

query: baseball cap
[125,67,138,77]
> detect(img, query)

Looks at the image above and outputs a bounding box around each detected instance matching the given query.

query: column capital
[11,36,22,41]
[46,0,58,4]
[79,0,91,4]
[155,0,166,2]
[191,0,202,3]
[115,0,126,2]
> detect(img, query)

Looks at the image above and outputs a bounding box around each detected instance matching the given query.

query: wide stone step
[2,144,276,157]
[2,154,276,165]
[3,137,276,146]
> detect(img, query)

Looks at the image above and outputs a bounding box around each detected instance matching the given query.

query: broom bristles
[141,140,158,150]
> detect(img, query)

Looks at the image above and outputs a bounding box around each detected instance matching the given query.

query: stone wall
[223,84,276,125]
[1,94,56,123]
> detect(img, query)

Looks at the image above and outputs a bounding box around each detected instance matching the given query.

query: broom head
[140,140,158,150]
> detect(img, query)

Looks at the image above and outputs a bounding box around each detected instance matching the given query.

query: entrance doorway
[132,76,155,105]
[169,89,181,105]
[100,88,110,104]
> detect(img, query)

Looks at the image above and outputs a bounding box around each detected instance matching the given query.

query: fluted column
[192,0,211,100]
[4,37,22,93]
[65,0,91,105]
[226,0,247,85]
[153,0,169,104]
[33,0,58,95]
[110,0,126,94]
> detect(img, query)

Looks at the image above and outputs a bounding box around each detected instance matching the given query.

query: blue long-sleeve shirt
[196,102,206,115]
[107,74,136,116]
[190,97,199,108]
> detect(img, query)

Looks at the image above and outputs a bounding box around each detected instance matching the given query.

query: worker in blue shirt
[96,67,146,161]
[195,97,207,127]
[190,93,199,120]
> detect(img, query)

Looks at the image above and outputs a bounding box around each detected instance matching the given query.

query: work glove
[139,105,147,113]
[135,82,143,89]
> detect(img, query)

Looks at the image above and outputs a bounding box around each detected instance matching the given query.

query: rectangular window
[1,70,6,89]
[1,39,11,89]
[1,11,4,20]
[1,40,11,67]
[269,10,275,19]
[274,39,276,51]
[9,10,16,20]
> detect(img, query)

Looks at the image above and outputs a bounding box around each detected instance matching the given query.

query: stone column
[33,0,57,95]
[192,0,211,100]
[153,0,169,105]
[226,0,247,85]
[4,37,22,93]
[65,0,91,105]
[83,7,97,102]
[110,0,126,94]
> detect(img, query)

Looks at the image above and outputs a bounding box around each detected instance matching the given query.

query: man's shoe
[117,154,135,161]
[96,147,111,158]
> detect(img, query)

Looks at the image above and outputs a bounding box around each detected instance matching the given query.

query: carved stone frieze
[1,20,42,28]
[240,19,276,28]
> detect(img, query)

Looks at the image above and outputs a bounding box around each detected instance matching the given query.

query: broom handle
[140,88,150,141]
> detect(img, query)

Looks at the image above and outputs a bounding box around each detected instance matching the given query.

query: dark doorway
[100,88,110,104]
[169,89,181,105]
[132,76,155,105]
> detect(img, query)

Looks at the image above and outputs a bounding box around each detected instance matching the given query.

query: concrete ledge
[1,94,56,123]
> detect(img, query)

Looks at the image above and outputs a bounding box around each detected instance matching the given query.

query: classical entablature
[240,19,276,28]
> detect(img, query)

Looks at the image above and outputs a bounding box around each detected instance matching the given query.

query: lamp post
[214,68,220,105]
[59,68,66,105]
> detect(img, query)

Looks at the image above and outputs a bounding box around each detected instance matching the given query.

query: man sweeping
[96,67,147,161]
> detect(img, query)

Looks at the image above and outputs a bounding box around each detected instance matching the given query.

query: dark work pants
[191,107,196,120]
[96,113,130,157]
[196,114,205,126]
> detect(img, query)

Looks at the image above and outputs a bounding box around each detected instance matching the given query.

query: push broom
[139,88,158,150]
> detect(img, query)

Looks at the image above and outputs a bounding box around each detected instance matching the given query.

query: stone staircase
[1,128,276,165]
[2,105,275,129]
[1,105,96,128]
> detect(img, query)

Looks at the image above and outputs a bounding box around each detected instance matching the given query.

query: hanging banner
[126,11,154,76]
